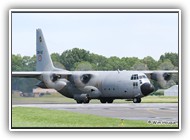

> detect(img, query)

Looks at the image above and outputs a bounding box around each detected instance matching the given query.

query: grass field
[12,107,178,128]
[12,93,178,104]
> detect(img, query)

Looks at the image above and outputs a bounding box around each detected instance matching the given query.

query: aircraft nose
[140,83,154,96]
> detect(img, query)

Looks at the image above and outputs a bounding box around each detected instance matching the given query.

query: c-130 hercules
[12,29,178,104]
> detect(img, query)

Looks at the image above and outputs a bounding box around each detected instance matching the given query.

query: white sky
[12,12,178,60]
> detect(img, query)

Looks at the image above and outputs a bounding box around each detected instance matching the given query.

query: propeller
[150,72,171,81]
[80,74,91,84]
[163,73,171,81]
[72,73,92,88]
[50,73,61,82]
[150,72,175,89]
[42,73,67,91]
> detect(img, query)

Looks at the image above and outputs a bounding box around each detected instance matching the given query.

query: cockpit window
[131,74,147,80]
[140,75,146,79]
[131,74,138,80]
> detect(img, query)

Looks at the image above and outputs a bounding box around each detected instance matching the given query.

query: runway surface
[13,103,178,122]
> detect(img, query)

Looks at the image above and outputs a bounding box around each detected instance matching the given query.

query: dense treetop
[12,48,178,71]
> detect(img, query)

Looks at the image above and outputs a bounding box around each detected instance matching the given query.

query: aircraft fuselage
[40,70,154,103]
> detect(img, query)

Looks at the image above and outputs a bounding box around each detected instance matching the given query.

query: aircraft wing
[12,71,43,78]
[142,70,178,75]
[141,70,178,81]
[12,71,72,78]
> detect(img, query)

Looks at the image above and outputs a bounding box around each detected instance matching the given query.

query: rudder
[36,29,55,71]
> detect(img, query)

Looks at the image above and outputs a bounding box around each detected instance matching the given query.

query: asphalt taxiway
[13,103,178,122]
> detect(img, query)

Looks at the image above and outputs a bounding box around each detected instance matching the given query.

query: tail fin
[36,29,55,71]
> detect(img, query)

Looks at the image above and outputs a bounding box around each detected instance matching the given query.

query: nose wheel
[133,98,141,103]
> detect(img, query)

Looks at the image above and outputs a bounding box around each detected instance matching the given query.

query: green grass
[142,96,178,103]
[12,107,178,128]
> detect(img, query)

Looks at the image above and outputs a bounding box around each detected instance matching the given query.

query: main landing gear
[133,98,141,103]
[76,99,90,104]
[100,99,114,103]
[75,98,141,104]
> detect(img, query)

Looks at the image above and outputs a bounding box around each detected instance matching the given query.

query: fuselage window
[133,82,135,86]
[133,82,138,87]
[133,82,138,89]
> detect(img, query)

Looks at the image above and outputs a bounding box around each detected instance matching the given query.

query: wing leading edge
[12,71,72,78]
[142,70,178,82]
[142,70,178,75]
[12,71,42,78]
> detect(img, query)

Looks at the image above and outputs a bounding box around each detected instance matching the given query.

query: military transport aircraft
[12,29,178,103]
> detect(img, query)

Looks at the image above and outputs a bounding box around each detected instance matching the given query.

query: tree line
[12,48,178,92]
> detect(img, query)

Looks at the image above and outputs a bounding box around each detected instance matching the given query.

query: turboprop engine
[41,73,67,91]
[72,74,92,88]
[150,72,172,81]
[72,74,101,98]
[150,72,172,88]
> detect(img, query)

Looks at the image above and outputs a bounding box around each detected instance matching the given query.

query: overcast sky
[11,11,178,60]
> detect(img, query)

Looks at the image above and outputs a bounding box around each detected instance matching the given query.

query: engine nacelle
[163,73,171,81]
[42,73,67,91]
[80,74,91,84]
[150,72,171,81]
[73,74,92,89]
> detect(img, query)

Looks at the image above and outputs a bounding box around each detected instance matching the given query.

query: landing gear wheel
[76,100,82,104]
[76,99,90,104]
[100,99,114,103]
[133,98,141,103]
[100,99,106,103]
[84,99,90,104]
[107,99,113,103]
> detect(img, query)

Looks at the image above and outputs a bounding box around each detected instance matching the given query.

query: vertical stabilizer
[36,29,54,71]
